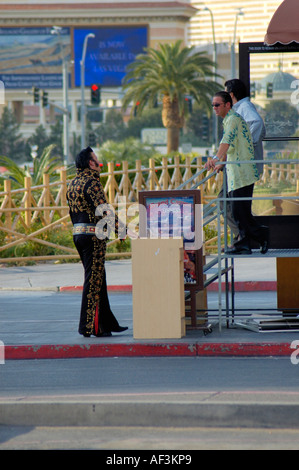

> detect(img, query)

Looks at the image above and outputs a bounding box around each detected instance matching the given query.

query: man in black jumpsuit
[67,147,129,337]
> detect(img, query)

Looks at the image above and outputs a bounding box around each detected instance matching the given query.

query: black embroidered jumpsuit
[66,168,123,336]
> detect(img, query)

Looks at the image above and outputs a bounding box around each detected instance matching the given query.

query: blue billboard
[73,26,148,87]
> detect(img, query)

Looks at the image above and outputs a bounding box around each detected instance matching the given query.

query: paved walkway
[0,257,298,359]
[1,257,299,439]
[0,256,277,290]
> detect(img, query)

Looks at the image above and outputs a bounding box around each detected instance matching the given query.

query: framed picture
[138,190,203,289]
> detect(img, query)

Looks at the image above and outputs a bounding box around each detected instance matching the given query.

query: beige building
[0,0,196,150]
[188,1,299,87]
[0,0,296,154]
[189,1,279,45]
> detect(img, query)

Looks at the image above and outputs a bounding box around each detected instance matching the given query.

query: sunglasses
[211,103,222,108]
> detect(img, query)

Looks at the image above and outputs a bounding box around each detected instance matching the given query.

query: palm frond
[121,39,223,151]
[32,144,61,185]
[0,144,62,188]
[0,155,26,187]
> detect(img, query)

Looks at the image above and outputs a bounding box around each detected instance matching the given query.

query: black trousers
[229,183,266,249]
[74,234,120,336]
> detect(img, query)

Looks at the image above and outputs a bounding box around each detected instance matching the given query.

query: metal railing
[179,158,299,331]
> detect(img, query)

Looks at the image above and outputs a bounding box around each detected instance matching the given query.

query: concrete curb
[1,400,299,429]
[0,281,275,293]
[4,341,292,360]
[61,281,277,293]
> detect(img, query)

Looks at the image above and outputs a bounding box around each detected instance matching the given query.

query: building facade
[0,0,296,158]
[0,0,196,148]
[188,1,299,85]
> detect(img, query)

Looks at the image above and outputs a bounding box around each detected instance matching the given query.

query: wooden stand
[185,288,208,328]
[132,238,185,339]
[277,258,299,314]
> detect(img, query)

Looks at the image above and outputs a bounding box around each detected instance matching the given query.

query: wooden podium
[277,258,299,313]
[132,238,185,339]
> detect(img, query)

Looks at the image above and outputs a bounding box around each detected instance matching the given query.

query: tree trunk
[162,94,184,153]
[167,127,180,153]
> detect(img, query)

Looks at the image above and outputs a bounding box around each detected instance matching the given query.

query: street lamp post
[80,33,95,149]
[51,26,70,165]
[202,6,218,146]
[231,8,244,78]
[203,6,217,73]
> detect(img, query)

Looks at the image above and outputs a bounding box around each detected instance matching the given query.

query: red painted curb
[108,285,132,292]
[206,281,277,292]
[60,286,83,292]
[196,342,292,357]
[60,282,276,293]
[4,343,196,360]
[4,341,292,360]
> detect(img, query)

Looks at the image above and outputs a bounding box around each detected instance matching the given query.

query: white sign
[141,128,167,145]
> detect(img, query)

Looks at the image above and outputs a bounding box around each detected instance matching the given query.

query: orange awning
[264,0,299,45]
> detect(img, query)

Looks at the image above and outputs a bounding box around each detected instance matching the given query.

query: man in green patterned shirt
[206,91,269,255]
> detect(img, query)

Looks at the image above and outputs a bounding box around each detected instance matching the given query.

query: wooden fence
[0,156,299,263]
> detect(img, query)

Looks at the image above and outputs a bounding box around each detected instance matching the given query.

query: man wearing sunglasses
[206,91,269,255]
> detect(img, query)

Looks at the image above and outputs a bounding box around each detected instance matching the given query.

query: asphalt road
[1,288,299,450]
[1,356,299,397]
[1,356,299,450]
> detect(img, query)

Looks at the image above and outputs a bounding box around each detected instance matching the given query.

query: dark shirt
[66,167,123,237]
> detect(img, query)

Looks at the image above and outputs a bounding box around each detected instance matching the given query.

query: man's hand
[205,158,217,171]
[215,162,225,173]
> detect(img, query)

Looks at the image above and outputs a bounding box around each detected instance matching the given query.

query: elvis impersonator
[66,146,137,337]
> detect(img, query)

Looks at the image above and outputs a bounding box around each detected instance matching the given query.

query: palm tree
[0,144,62,188]
[122,40,221,153]
[97,137,158,166]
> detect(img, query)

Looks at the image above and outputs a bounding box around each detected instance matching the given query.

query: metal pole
[51,26,71,164]
[80,33,95,149]
[62,56,70,164]
[203,6,218,146]
[231,8,244,78]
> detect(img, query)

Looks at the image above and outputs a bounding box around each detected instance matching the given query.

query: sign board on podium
[138,190,203,290]
[132,238,185,339]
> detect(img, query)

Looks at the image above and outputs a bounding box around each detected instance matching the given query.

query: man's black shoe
[95,331,112,337]
[111,326,128,333]
[225,246,252,255]
[82,331,112,337]
[260,239,269,254]
[260,226,269,254]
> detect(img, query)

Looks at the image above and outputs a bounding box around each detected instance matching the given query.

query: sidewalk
[0,256,277,291]
[0,257,297,360]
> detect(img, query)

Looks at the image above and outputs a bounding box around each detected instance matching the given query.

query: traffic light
[32,87,39,104]
[185,96,193,113]
[88,133,96,147]
[250,82,256,99]
[266,82,273,98]
[202,115,210,141]
[41,90,48,107]
[91,84,101,105]
[134,101,140,117]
